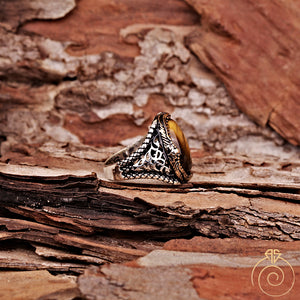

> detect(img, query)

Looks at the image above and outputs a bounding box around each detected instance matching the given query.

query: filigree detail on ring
[104,112,192,184]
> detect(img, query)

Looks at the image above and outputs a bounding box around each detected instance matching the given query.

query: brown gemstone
[168,119,192,175]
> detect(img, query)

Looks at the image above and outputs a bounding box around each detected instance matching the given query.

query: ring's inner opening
[168,120,192,173]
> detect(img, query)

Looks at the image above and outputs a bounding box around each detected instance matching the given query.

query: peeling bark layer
[1,26,298,163]
[0,165,299,244]
[77,238,300,300]
[0,0,76,31]
[2,236,300,299]
[1,270,79,300]
[185,0,300,145]
[21,0,199,57]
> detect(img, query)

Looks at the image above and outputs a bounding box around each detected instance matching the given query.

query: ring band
[104,112,192,184]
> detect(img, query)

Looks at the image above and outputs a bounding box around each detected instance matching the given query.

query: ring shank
[104,136,146,166]
[104,136,146,181]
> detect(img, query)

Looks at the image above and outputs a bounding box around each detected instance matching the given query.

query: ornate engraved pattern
[105,112,192,184]
[117,119,179,183]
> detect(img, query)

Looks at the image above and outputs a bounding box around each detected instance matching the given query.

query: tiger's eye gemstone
[104,112,192,184]
[168,120,192,175]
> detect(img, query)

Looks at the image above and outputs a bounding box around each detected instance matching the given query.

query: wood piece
[0,0,75,31]
[0,216,59,234]
[78,265,200,300]
[191,266,299,300]
[10,206,160,233]
[164,236,300,254]
[2,22,298,159]
[21,0,199,57]
[0,228,159,264]
[0,270,78,300]
[136,249,300,268]
[54,233,149,262]
[185,0,300,145]
[33,244,105,264]
[0,164,299,242]
[0,243,88,273]
[78,237,300,300]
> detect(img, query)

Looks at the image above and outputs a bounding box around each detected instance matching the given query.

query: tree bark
[1,158,299,253]
[0,0,300,299]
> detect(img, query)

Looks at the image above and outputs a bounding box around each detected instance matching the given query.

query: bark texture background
[0,0,299,299]
[1,0,299,162]
[186,0,300,146]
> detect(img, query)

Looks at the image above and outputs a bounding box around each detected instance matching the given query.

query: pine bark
[0,0,299,299]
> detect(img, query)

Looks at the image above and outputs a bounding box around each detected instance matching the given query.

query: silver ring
[104,112,192,184]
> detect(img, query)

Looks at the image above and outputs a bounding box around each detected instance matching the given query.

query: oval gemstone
[168,120,192,174]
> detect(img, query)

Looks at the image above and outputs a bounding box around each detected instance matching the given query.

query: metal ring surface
[104,112,192,184]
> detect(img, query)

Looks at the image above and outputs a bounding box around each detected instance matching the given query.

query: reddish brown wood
[185,0,300,145]
[21,0,199,57]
